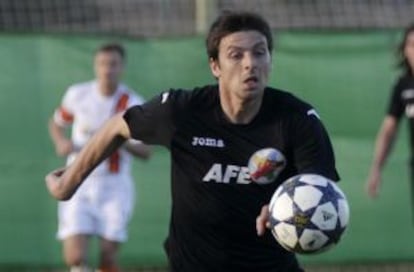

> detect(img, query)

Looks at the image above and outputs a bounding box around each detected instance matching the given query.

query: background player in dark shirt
[45,11,339,272]
[367,24,414,200]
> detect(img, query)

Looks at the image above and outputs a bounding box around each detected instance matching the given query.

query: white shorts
[57,174,135,242]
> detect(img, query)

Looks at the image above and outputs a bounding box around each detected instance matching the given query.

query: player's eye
[254,48,266,56]
[228,51,243,60]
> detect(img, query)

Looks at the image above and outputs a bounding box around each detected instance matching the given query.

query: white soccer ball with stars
[268,174,349,254]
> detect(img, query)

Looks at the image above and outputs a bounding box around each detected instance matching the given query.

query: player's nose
[242,52,257,71]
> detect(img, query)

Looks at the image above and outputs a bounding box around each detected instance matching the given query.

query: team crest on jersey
[248,148,286,184]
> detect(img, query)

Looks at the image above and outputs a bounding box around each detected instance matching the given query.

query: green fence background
[0,31,412,268]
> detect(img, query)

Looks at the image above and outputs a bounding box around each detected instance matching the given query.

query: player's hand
[45,167,66,199]
[256,205,271,236]
[54,138,73,157]
[366,169,381,198]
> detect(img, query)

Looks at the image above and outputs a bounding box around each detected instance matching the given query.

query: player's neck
[219,91,263,124]
[98,81,118,97]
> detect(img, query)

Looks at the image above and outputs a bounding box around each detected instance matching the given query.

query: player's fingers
[45,172,57,190]
[45,173,57,186]
[45,167,65,185]
[45,168,68,199]
[256,217,264,236]
[52,167,66,177]
[256,205,269,236]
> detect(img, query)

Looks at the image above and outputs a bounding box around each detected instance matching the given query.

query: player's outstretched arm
[45,113,131,200]
[366,115,399,198]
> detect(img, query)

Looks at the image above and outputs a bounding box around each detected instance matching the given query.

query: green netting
[0,31,412,268]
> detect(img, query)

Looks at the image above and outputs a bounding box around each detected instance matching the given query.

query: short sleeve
[291,109,340,181]
[387,79,404,119]
[53,86,77,127]
[125,92,146,145]
[123,89,187,147]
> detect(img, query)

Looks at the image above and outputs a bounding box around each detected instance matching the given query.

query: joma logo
[192,137,225,148]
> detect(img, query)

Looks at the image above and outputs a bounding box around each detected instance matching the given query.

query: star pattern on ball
[281,179,307,199]
[313,181,343,211]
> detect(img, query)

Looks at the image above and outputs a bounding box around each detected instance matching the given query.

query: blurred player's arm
[49,88,77,157]
[366,115,399,198]
[48,118,73,157]
[123,140,151,160]
[46,113,130,200]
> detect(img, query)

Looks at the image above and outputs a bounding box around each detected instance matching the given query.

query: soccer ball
[268,174,349,254]
[248,148,286,184]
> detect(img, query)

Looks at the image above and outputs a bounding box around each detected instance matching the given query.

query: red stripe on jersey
[108,151,120,173]
[115,93,129,112]
[58,106,74,123]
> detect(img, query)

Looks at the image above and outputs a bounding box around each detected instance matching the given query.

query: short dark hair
[96,43,126,60]
[397,23,414,75]
[206,11,273,60]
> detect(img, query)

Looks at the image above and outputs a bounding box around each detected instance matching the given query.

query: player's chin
[239,86,263,100]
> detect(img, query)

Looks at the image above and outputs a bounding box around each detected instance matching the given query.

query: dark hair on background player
[96,43,126,60]
[206,11,273,60]
[397,23,414,75]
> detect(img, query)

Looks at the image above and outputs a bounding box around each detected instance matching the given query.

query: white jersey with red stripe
[54,80,144,176]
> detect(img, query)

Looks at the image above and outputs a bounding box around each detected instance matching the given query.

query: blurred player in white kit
[48,43,151,272]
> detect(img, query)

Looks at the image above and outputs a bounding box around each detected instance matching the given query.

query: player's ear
[209,57,221,78]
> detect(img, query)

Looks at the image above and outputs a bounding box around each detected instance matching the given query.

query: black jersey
[387,74,414,155]
[124,85,339,272]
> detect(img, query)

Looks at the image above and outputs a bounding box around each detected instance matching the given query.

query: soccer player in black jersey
[367,25,414,200]
[46,11,339,272]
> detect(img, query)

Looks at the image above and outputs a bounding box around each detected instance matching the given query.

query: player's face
[404,31,414,70]
[209,30,271,101]
[94,51,124,87]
